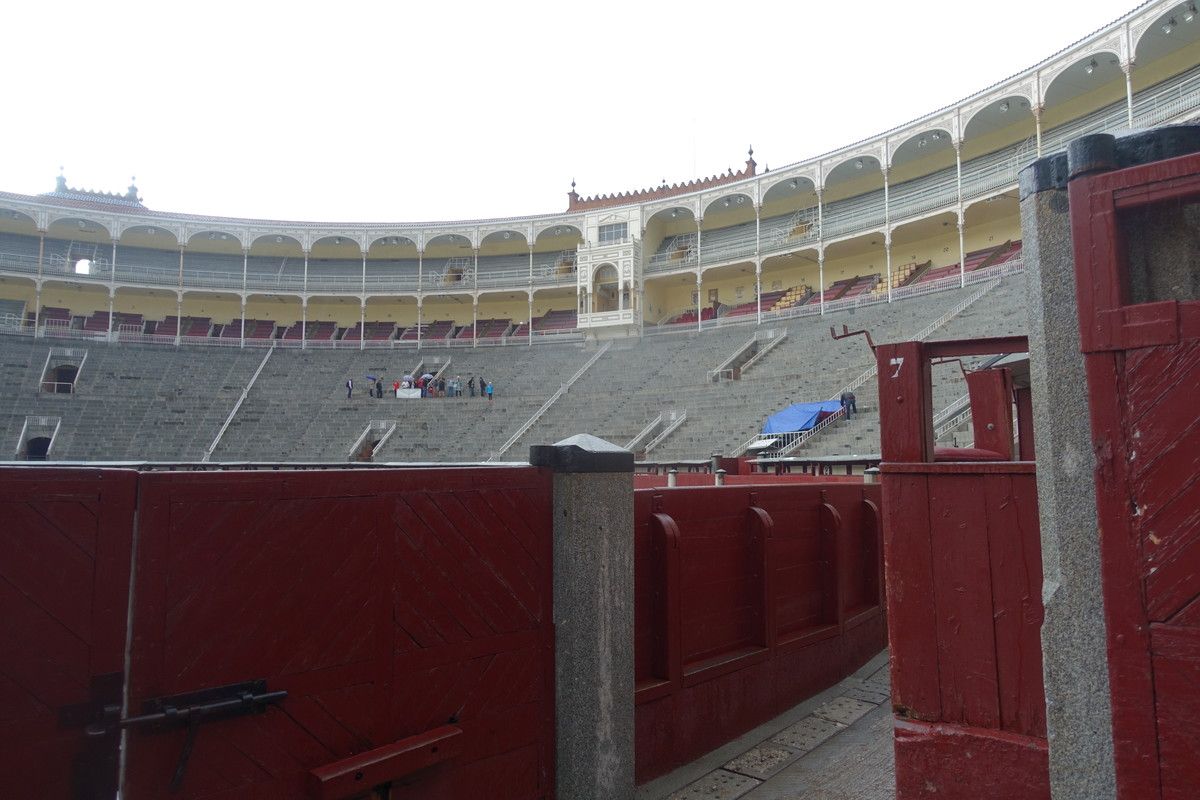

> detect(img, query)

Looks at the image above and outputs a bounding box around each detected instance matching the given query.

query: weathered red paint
[121,467,556,800]
[894,719,1049,800]
[0,468,138,800]
[1069,150,1200,800]
[633,483,886,782]
[877,336,1049,799]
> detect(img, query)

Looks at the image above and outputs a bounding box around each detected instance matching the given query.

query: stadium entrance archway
[23,436,51,460]
[46,364,77,393]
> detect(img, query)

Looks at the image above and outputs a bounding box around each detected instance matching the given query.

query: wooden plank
[928,474,1000,728]
[883,473,940,721]
[1149,624,1200,800]
[983,474,1046,737]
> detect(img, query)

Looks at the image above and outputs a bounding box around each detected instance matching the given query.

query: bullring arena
[3,1,1199,798]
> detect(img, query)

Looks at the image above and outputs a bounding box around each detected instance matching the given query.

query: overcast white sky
[3,0,1140,222]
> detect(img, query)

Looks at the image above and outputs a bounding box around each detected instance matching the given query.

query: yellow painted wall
[307,299,365,327]
[0,279,36,306]
[362,300,418,327]
[245,297,304,326]
[114,292,177,320]
[181,294,241,323]
[38,284,109,313]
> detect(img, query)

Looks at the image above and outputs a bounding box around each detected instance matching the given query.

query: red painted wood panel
[1069,151,1200,799]
[632,483,885,782]
[121,467,555,800]
[0,468,138,800]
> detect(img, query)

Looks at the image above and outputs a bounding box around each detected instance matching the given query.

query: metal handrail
[202,347,274,462]
[642,411,688,455]
[488,340,611,460]
[625,413,664,451]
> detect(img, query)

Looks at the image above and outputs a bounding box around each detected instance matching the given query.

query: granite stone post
[1018,154,1116,800]
[529,434,634,800]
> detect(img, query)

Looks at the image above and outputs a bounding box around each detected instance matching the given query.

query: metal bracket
[86,679,286,792]
[830,324,876,351]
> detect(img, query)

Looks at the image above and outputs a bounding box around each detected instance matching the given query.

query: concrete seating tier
[0,338,263,461]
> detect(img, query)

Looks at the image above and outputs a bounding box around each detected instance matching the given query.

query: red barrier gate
[0,468,137,799]
[875,336,1049,800]
[632,482,886,782]
[1069,147,1200,799]
[1,467,555,800]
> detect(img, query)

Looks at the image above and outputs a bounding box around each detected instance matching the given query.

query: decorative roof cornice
[568,150,757,212]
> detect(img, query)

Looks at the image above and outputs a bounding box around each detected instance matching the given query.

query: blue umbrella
[366,374,379,382]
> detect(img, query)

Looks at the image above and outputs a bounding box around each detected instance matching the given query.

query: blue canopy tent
[762,400,843,434]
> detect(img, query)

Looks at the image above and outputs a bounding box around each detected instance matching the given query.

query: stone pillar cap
[530,434,634,473]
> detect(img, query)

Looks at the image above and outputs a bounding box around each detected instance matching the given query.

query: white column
[1034,106,1043,157]
[696,218,703,331]
[33,284,41,336]
[242,248,248,295]
[359,299,366,351]
[956,142,966,288]
[816,188,825,315]
[177,245,184,286]
[416,248,424,348]
[1124,63,1135,128]
[108,240,117,336]
[472,295,478,348]
[958,216,967,288]
[755,260,763,326]
[883,167,893,303]
[755,204,762,325]
[528,290,534,346]
[37,232,45,278]
[884,232,893,304]
[240,297,246,347]
[302,250,309,345]
[175,293,182,346]
[818,250,826,315]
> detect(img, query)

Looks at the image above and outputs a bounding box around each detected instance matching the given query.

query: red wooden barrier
[1068,148,1200,800]
[632,482,885,782]
[0,468,138,799]
[1,466,555,800]
[876,336,1050,800]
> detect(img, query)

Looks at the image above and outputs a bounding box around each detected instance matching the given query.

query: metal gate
[1,466,554,800]
[1069,144,1200,799]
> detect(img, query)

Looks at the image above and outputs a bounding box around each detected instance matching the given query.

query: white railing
[488,340,611,461]
[935,406,975,440]
[707,334,757,382]
[759,407,848,459]
[734,276,1001,457]
[202,347,274,462]
[348,420,397,461]
[933,393,971,428]
[625,413,664,451]
[642,410,688,455]
[738,329,789,376]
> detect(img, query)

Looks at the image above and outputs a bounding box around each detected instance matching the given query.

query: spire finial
[571,178,576,190]
[748,145,754,158]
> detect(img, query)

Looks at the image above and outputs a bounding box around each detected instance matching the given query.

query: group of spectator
[345,375,494,400]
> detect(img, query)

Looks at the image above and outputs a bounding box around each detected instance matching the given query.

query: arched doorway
[25,436,51,460]
[592,264,619,313]
[45,364,78,394]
